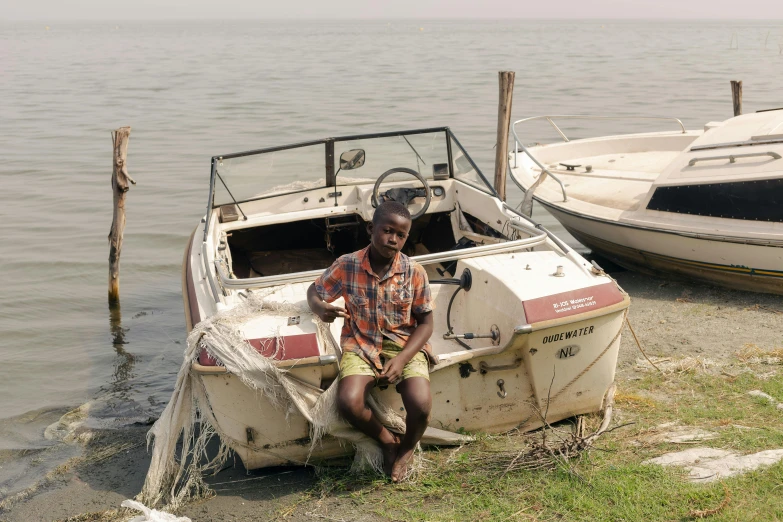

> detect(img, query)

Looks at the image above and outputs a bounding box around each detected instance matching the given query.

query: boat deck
[532,150,680,211]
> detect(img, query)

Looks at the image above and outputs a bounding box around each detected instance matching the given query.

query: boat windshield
[211,128,494,207]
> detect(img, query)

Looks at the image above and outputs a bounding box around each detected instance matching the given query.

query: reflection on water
[109,302,136,391]
[1,18,781,497]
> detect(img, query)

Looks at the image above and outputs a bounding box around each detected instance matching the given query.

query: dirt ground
[2,269,782,522]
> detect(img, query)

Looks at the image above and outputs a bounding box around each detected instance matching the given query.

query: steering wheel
[371,167,432,220]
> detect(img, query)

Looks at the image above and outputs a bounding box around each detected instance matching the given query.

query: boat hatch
[687,110,783,152]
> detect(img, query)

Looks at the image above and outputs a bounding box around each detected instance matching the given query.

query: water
[1,19,781,496]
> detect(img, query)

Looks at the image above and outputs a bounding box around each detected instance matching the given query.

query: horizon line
[3,16,783,22]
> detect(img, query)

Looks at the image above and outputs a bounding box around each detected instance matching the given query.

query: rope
[625,316,662,373]
[548,308,627,405]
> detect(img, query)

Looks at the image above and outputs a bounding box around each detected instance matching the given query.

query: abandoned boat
[509,112,783,295]
[182,127,630,470]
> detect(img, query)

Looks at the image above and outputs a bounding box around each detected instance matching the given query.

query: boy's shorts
[339,339,429,382]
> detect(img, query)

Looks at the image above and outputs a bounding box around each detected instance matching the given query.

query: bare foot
[381,434,400,477]
[391,447,414,483]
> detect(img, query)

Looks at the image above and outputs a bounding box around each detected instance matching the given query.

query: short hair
[373,200,411,225]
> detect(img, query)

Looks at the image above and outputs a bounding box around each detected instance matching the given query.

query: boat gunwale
[188,295,630,376]
[207,197,555,291]
[531,197,783,249]
[213,232,550,290]
[564,226,783,295]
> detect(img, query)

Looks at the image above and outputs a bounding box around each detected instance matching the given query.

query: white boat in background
[509,111,783,295]
[181,127,630,470]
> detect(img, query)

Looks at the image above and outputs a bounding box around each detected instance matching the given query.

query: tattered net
[138,288,471,510]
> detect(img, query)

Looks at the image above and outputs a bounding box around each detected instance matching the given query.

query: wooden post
[730,80,742,117]
[108,126,135,303]
[494,71,515,201]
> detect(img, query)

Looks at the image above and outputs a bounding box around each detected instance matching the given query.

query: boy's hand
[315,302,350,323]
[379,356,407,385]
[307,284,350,323]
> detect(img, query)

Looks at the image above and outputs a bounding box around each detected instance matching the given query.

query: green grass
[276,364,783,521]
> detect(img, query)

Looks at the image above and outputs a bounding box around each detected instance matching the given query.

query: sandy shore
[2,269,782,522]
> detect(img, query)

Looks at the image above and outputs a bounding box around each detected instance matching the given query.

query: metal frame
[205,197,553,295]
[214,233,548,291]
[448,131,499,197]
[512,115,686,146]
[688,151,781,167]
[203,127,497,239]
[203,158,217,242]
[215,127,447,162]
[509,115,687,203]
[501,203,571,255]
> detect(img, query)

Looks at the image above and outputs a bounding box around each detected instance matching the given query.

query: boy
[307,201,434,482]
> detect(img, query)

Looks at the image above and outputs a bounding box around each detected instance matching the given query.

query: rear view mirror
[339,149,366,170]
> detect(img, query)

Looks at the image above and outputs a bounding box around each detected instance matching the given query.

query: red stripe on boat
[248,333,320,360]
[522,282,624,323]
[198,333,320,366]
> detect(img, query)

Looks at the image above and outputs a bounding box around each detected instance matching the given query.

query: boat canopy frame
[203,127,497,241]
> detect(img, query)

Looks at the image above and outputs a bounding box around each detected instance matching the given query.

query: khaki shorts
[340,339,429,382]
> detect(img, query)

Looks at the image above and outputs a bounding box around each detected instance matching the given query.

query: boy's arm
[308,258,351,323]
[307,283,350,323]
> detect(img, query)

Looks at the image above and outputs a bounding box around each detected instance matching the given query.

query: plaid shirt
[314,246,435,372]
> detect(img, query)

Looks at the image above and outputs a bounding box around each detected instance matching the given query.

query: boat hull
[541,202,783,295]
[194,302,627,470]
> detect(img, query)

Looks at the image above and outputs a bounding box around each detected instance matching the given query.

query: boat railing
[510,115,687,202]
[213,231,548,291]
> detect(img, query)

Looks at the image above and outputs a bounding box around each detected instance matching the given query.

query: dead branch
[491,383,621,475]
[108,126,134,303]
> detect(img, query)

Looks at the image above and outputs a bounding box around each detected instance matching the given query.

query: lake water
[1,19,781,497]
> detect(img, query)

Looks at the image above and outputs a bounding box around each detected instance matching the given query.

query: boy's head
[368,201,412,260]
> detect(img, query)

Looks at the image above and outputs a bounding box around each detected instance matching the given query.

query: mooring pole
[108,126,135,304]
[494,71,515,201]
[730,80,743,117]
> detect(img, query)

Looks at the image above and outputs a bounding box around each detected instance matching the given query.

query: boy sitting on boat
[307,201,434,482]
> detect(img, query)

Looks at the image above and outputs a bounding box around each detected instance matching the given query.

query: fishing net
[138,288,470,510]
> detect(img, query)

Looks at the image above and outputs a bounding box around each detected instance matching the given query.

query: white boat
[509,112,783,295]
[180,127,630,471]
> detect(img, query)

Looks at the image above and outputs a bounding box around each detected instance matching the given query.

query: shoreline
[2,269,782,521]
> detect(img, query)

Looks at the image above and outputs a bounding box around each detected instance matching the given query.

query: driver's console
[378,185,446,206]
[356,179,453,223]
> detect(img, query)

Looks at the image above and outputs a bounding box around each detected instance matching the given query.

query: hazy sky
[4,0,783,21]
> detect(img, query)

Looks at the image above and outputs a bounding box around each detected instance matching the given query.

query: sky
[3,0,783,21]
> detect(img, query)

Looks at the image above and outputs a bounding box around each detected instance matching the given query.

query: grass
[275,360,783,521]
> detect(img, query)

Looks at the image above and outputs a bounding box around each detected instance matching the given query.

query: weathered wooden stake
[108,126,135,304]
[730,80,743,117]
[494,71,515,201]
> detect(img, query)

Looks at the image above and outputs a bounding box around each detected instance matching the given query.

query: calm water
[1,19,781,495]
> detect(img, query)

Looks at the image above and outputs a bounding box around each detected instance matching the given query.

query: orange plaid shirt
[314,246,434,372]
